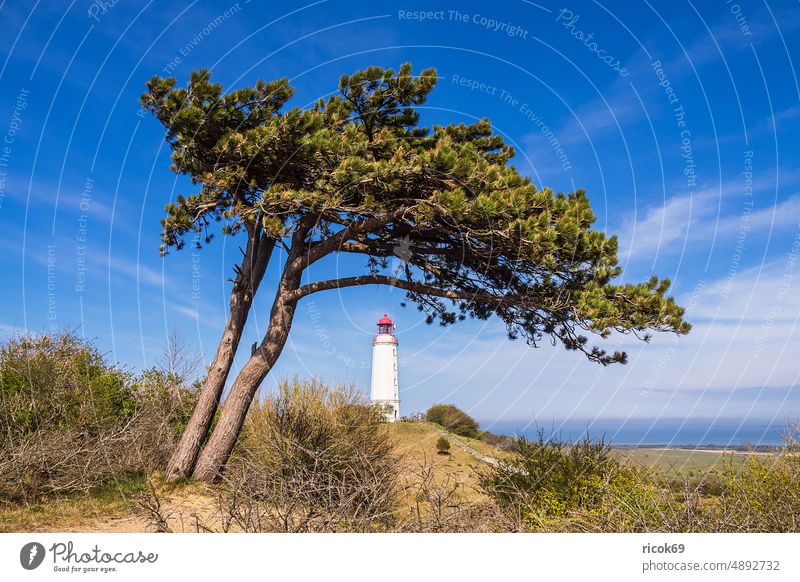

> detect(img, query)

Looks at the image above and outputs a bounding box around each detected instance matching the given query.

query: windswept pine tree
[142,63,690,482]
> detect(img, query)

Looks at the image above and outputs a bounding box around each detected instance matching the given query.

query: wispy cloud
[616,185,719,261]
[92,250,166,288]
[172,304,199,320]
[616,171,800,262]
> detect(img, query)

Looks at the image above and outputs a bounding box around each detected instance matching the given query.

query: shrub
[436,436,451,455]
[134,368,198,440]
[426,404,480,438]
[0,332,133,437]
[0,332,196,502]
[218,378,399,532]
[478,430,653,530]
[711,423,800,532]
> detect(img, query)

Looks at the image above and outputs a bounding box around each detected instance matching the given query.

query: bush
[710,423,800,532]
[218,378,399,532]
[478,430,654,530]
[135,368,198,440]
[0,332,133,437]
[436,436,451,455]
[0,332,196,502]
[426,404,480,438]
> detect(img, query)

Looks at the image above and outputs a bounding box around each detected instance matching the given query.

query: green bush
[0,332,197,502]
[436,436,451,455]
[478,431,656,530]
[0,332,134,437]
[134,368,198,439]
[426,404,480,438]
[711,428,800,532]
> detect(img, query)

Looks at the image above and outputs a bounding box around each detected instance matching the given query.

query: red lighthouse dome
[376,313,395,337]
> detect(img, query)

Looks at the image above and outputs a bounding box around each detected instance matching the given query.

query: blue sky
[1,1,799,431]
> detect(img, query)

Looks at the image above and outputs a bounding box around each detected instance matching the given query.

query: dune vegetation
[1,333,798,533]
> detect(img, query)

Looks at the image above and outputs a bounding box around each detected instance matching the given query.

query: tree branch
[290,274,534,307]
[303,211,407,265]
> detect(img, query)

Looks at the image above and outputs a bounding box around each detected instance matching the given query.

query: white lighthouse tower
[370,313,400,422]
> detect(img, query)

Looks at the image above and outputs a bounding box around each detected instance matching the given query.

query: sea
[481,418,793,447]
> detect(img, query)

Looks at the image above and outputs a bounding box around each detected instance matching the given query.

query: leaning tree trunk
[191,258,303,483]
[165,234,275,481]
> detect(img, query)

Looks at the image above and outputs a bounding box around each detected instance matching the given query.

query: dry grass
[390,422,487,503]
[129,420,508,533]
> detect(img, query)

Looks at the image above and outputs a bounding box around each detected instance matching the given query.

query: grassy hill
[389,421,508,503]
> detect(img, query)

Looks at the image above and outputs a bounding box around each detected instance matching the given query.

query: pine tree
[142,63,690,482]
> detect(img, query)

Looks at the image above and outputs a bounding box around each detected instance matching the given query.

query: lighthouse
[370,313,400,422]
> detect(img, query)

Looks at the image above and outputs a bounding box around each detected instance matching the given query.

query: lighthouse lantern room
[370,313,399,422]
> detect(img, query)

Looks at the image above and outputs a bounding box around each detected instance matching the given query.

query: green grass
[615,447,749,476]
[0,472,149,533]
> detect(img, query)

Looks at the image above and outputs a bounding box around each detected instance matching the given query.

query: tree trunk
[191,257,303,483]
[165,234,275,481]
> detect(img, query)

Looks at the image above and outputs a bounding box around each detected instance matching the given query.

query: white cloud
[172,304,199,321]
[618,259,800,393]
[101,252,165,287]
[617,178,800,261]
[616,185,719,260]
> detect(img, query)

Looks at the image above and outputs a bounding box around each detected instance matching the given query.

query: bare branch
[290,274,532,307]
